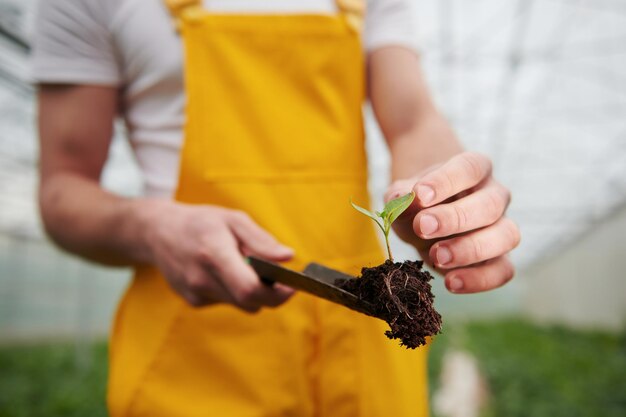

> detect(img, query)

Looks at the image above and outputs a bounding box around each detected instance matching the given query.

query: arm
[368,48,462,179]
[38,85,152,265]
[38,84,293,311]
[367,46,521,293]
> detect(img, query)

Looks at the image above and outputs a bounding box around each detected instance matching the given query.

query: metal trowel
[248,256,377,318]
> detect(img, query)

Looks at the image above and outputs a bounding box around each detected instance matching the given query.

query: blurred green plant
[0,319,624,417]
[0,342,107,417]
[429,319,626,417]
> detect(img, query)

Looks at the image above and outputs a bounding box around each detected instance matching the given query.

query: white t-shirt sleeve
[364,0,419,53]
[31,0,121,86]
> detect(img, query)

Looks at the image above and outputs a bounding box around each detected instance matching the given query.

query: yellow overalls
[107,1,429,415]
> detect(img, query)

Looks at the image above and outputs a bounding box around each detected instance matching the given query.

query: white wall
[521,204,626,330]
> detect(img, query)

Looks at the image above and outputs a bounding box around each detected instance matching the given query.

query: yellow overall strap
[336,0,366,32]
[164,0,203,30]
[164,0,366,32]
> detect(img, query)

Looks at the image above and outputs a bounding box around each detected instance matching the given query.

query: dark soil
[337,259,442,349]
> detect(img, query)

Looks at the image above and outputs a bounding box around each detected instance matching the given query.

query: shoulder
[364,0,418,53]
[35,0,121,29]
[31,0,125,85]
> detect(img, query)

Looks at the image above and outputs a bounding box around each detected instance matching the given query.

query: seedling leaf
[385,191,416,225]
[350,191,415,262]
[350,200,378,221]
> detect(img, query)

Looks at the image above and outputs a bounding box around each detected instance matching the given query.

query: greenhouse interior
[1,0,625,416]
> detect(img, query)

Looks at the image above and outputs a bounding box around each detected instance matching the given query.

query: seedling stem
[350,191,416,262]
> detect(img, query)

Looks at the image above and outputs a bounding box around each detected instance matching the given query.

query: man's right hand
[140,200,295,311]
[38,84,294,313]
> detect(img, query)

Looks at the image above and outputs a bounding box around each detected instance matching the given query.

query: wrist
[388,116,463,182]
[127,197,172,265]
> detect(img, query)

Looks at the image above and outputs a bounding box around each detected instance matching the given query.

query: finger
[430,218,521,268]
[228,211,294,261]
[208,237,294,311]
[181,291,219,308]
[444,256,515,294]
[414,152,492,208]
[384,179,417,203]
[185,264,237,305]
[414,181,510,239]
[385,164,444,204]
[263,283,296,306]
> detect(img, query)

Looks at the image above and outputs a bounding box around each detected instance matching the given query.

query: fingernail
[385,190,403,202]
[448,276,464,292]
[419,214,439,236]
[417,185,435,205]
[436,246,452,266]
[279,246,295,256]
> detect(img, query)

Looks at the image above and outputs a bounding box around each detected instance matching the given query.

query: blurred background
[1,0,625,416]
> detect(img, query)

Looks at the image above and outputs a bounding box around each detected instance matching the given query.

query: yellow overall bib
[107,1,429,415]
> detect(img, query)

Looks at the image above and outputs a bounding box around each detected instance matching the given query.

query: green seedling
[351,191,416,262]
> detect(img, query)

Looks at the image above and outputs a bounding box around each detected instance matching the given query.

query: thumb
[227,212,294,262]
[385,179,420,220]
[384,179,416,204]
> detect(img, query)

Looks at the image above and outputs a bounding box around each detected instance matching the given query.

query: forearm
[368,47,519,293]
[387,111,463,181]
[367,46,463,181]
[39,173,154,266]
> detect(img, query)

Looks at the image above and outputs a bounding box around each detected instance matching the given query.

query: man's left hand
[385,152,521,294]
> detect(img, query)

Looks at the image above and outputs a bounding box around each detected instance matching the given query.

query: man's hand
[368,47,520,294]
[38,84,294,312]
[141,200,295,311]
[385,152,520,294]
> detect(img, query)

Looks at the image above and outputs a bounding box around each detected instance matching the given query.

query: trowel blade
[248,256,376,318]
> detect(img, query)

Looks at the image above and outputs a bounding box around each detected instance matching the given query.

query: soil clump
[338,259,442,349]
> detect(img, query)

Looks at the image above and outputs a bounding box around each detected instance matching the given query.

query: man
[33,0,520,416]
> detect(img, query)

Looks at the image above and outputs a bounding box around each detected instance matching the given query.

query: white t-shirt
[32,0,418,197]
